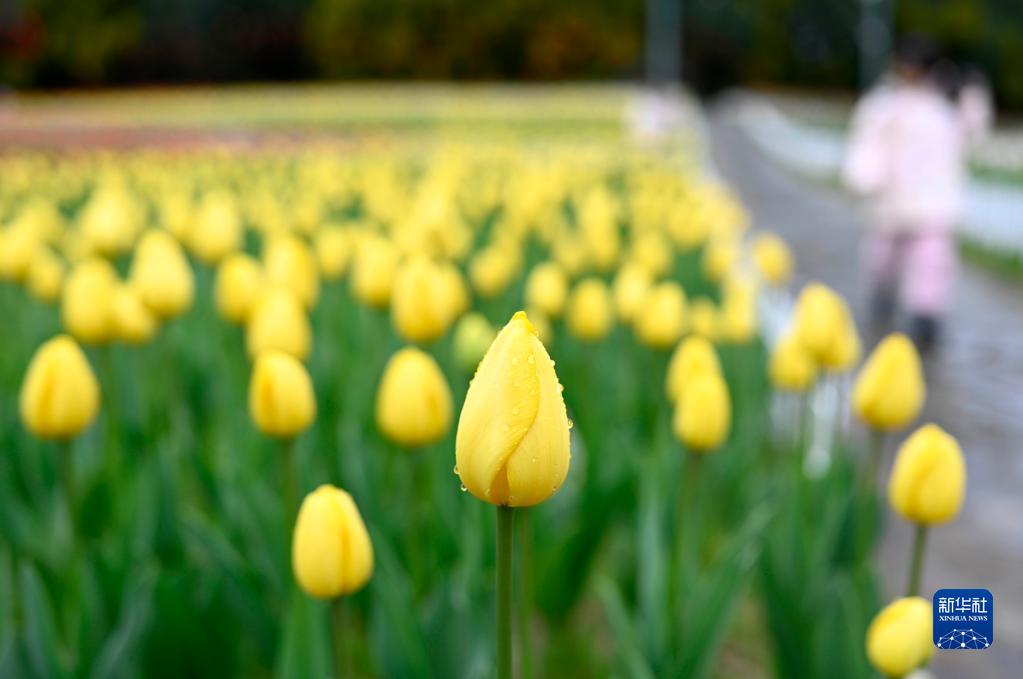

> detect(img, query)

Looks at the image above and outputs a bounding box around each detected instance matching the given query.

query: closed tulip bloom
[376,347,453,447]
[191,191,243,264]
[866,597,934,678]
[292,485,373,599]
[612,263,653,323]
[672,371,731,452]
[666,336,721,403]
[215,253,264,325]
[351,235,398,308]
[469,246,519,299]
[525,262,568,318]
[0,226,38,282]
[769,334,817,392]
[391,256,449,343]
[26,247,65,303]
[264,234,320,309]
[456,311,570,507]
[20,335,101,440]
[566,278,613,342]
[314,226,353,280]
[249,350,317,438]
[634,282,687,349]
[853,333,925,431]
[629,231,672,278]
[437,262,470,321]
[130,230,195,319]
[453,312,497,372]
[793,283,860,370]
[688,297,719,340]
[720,275,758,344]
[62,257,117,345]
[112,284,159,344]
[888,424,965,525]
[246,287,312,361]
[526,307,554,347]
[701,238,738,283]
[751,232,794,286]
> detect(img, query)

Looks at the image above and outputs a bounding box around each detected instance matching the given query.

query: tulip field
[0,87,964,678]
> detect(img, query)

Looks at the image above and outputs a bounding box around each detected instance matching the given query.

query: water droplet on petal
[460,484,468,492]
[453,465,459,475]
[567,420,574,430]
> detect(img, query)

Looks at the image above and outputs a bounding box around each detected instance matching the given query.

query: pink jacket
[843,80,990,233]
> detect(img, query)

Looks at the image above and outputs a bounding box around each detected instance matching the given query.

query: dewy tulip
[112,284,159,345]
[20,335,101,440]
[634,282,687,350]
[751,231,793,286]
[130,229,195,319]
[566,278,613,342]
[264,234,320,309]
[453,312,496,373]
[456,311,570,507]
[292,484,373,599]
[376,347,453,447]
[769,333,817,392]
[351,234,398,308]
[866,597,934,678]
[246,287,312,361]
[525,261,568,319]
[853,333,925,431]
[666,336,721,403]
[793,283,860,371]
[391,256,450,343]
[888,424,966,525]
[61,257,117,345]
[672,371,731,452]
[249,350,317,438]
[215,252,264,325]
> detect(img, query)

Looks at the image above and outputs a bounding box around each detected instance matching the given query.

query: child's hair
[894,34,940,75]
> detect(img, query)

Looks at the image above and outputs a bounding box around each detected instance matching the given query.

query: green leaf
[275,592,331,679]
[19,562,62,679]
[593,576,655,679]
[91,565,157,679]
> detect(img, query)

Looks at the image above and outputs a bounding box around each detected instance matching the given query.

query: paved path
[709,106,1023,679]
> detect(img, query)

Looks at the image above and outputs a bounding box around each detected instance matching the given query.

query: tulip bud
[865,597,933,678]
[525,262,568,319]
[456,311,570,507]
[666,336,721,403]
[391,256,450,343]
[702,238,738,283]
[292,484,373,599]
[688,297,719,340]
[672,371,731,452]
[453,312,497,373]
[634,282,687,349]
[793,283,860,371]
[130,230,195,319]
[246,287,312,361]
[215,253,264,325]
[191,190,243,264]
[469,246,519,299]
[249,350,317,438]
[26,247,65,303]
[566,278,613,342]
[376,347,453,447]
[769,334,817,392]
[19,335,101,440]
[719,275,758,344]
[351,234,398,308]
[888,424,965,525]
[264,234,320,310]
[629,231,672,278]
[853,333,925,431]
[112,284,159,345]
[751,232,793,286]
[314,226,353,280]
[437,262,470,321]
[612,263,653,323]
[61,258,117,345]
[0,226,38,282]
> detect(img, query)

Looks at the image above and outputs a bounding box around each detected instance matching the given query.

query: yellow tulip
[793,283,860,371]
[61,258,117,345]
[769,334,817,392]
[888,424,965,525]
[112,284,159,345]
[0,226,37,282]
[688,297,719,340]
[215,253,264,325]
[525,262,568,318]
[453,312,497,372]
[292,484,373,599]
[866,597,933,678]
[26,247,65,303]
[437,261,470,321]
[566,278,613,342]
[78,186,141,257]
[130,230,195,319]
[314,226,352,280]
[612,263,653,323]
[391,256,450,343]
[469,246,519,299]
[719,275,758,344]
[456,311,570,507]
[751,232,793,286]
[526,307,554,347]
[19,335,101,440]
[629,231,673,278]
[701,238,737,283]
[666,336,721,403]
[634,282,687,349]
[264,234,320,309]
[672,371,731,452]
[351,235,398,308]
[249,350,317,438]
[376,347,453,447]
[853,333,925,431]
[191,190,242,264]
[246,287,312,361]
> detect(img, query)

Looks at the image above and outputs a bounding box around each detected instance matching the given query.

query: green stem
[281,437,297,520]
[496,505,515,679]
[906,524,928,597]
[57,440,76,549]
[866,429,886,489]
[331,597,349,678]
[672,450,702,645]
[516,509,533,679]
